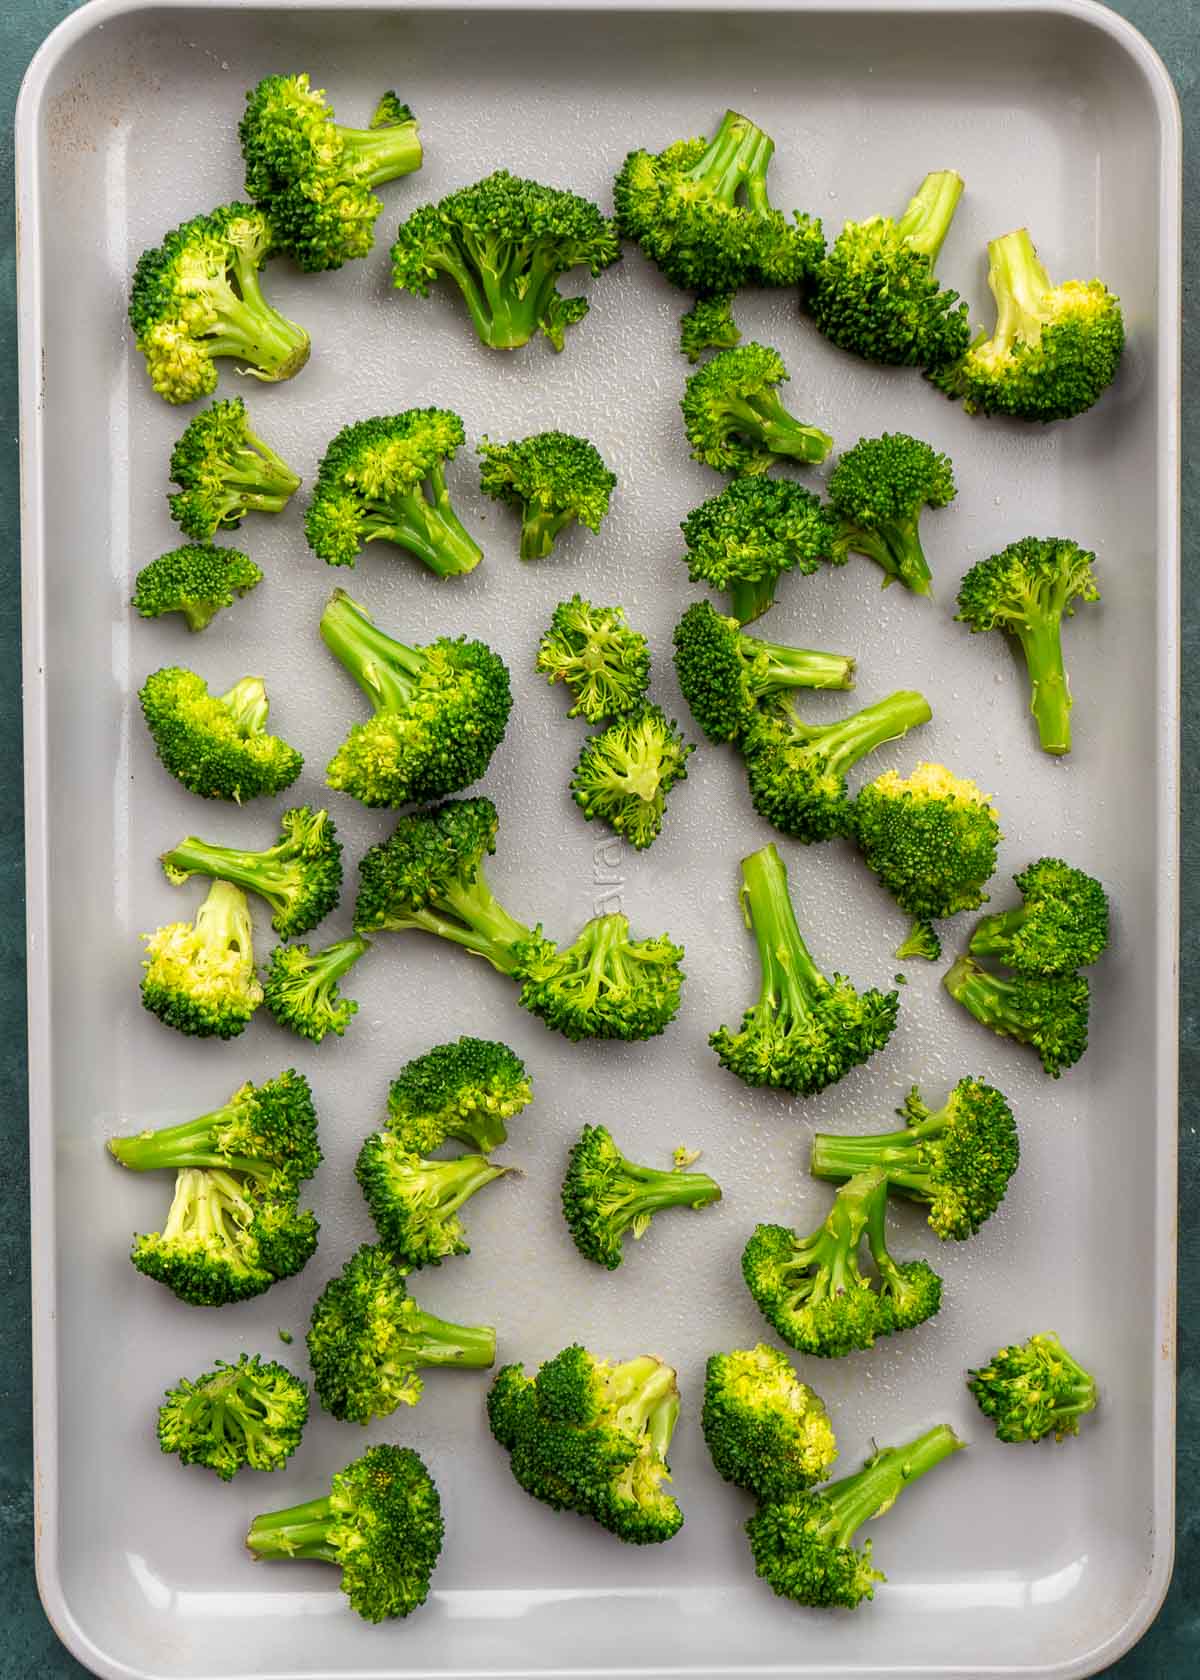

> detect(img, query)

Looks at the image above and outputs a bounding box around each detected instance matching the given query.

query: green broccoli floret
[241,74,422,272]
[305,411,482,576]
[140,879,263,1039]
[969,856,1110,976]
[679,294,741,362]
[385,1036,533,1155]
[167,397,301,539]
[158,1353,308,1480]
[828,433,957,598]
[132,543,263,632]
[956,537,1099,756]
[746,1425,965,1608]
[931,228,1124,421]
[570,706,693,850]
[851,762,1001,960]
[320,588,512,807]
[478,432,616,560]
[701,1344,838,1503]
[968,1332,1098,1443]
[741,690,932,843]
[942,953,1090,1077]
[262,933,369,1042]
[139,668,302,802]
[613,110,824,294]
[680,477,844,625]
[245,1444,444,1623]
[712,844,899,1097]
[682,343,833,476]
[810,1077,1019,1241]
[809,171,969,368]
[128,203,310,404]
[306,1243,496,1424]
[391,170,620,351]
[355,1134,512,1268]
[673,601,855,745]
[561,1123,721,1269]
[535,596,651,723]
[161,806,342,940]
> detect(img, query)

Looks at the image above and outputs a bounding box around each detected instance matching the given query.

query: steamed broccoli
[245,1444,443,1622]
[132,544,263,631]
[711,843,899,1095]
[931,228,1124,421]
[682,343,833,475]
[478,432,616,560]
[969,857,1110,976]
[828,433,957,598]
[306,1243,496,1423]
[305,412,482,576]
[746,1425,965,1608]
[968,1332,1098,1443]
[535,596,651,723]
[614,110,824,294]
[241,74,422,272]
[570,706,693,850]
[128,203,310,404]
[561,1123,721,1269]
[942,953,1090,1077]
[701,1345,838,1502]
[139,668,302,802]
[161,806,342,940]
[109,1067,320,1190]
[809,171,969,368]
[356,1134,511,1268]
[956,537,1100,756]
[680,294,741,362]
[391,170,620,351]
[680,476,844,625]
[140,879,263,1039]
[810,1077,1019,1241]
[157,1353,308,1479]
[168,397,301,539]
[263,932,370,1042]
[320,589,512,807]
[385,1036,533,1156]
[851,763,1001,960]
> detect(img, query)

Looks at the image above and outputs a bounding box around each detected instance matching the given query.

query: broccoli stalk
[561,1123,721,1269]
[161,806,342,940]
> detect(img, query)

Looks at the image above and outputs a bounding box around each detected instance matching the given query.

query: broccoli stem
[725,390,833,464]
[320,589,440,711]
[741,633,856,695]
[206,253,310,382]
[739,843,830,1021]
[413,1155,510,1217]
[783,1173,882,1306]
[818,1424,965,1543]
[610,1156,723,1226]
[968,907,1027,958]
[894,171,964,265]
[839,520,932,597]
[397,1309,497,1370]
[810,1127,935,1201]
[453,237,561,350]
[336,121,423,187]
[942,953,1025,1032]
[687,110,775,211]
[985,229,1053,354]
[246,1496,341,1561]
[779,690,933,777]
[220,677,269,736]
[348,458,481,576]
[520,508,577,562]
[608,1358,681,1457]
[1013,617,1072,755]
[299,933,371,987]
[109,1100,259,1177]
[216,427,302,506]
[160,837,296,912]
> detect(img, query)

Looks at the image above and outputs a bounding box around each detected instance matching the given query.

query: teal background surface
[0,1,1193,1674]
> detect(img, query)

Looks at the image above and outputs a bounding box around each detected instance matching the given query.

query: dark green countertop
[0,2,1193,1674]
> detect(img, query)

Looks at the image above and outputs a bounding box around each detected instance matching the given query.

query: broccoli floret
[320,589,512,807]
[810,1077,1019,1241]
[828,433,957,598]
[956,537,1099,756]
[570,706,693,851]
[167,396,300,539]
[391,170,620,351]
[942,953,1090,1076]
[140,879,263,1039]
[385,1036,533,1155]
[746,1425,965,1608]
[536,596,651,723]
[245,1444,443,1622]
[478,432,616,560]
[306,1243,496,1424]
[561,1123,720,1269]
[969,856,1110,976]
[305,411,482,576]
[263,932,369,1041]
[809,171,969,368]
[158,1353,308,1480]
[680,477,844,626]
[673,601,855,745]
[355,1134,511,1268]
[132,543,263,632]
[161,806,342,940]
[931,228,1124,421]
[701,1345,838,1502]
[741,690,932,843]
[241,74,422,272]
[139,668,302,803]
[711,844,898,1097]
[682,343,833,476]
[968,1332,1098,1443]
[851,762,1001,960]
[128,203,310,404]
[614,110,824,294]
[679,294,741,362]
